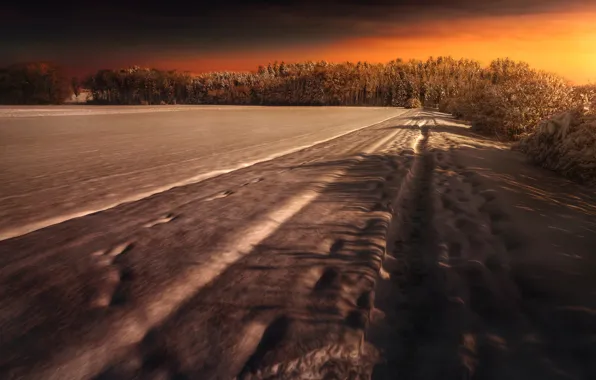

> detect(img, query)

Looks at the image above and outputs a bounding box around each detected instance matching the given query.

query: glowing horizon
[134,11,595,84]
[3,3,595,84]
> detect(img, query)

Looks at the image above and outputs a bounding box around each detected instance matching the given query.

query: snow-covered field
[0,106,404,239]
[1,108,595,380]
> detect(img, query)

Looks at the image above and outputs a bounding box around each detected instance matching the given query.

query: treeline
[83,57,594,139]
[83,58,484,107]
[441,60,575,139]
[0,63,74,104]
[1,57,594,139]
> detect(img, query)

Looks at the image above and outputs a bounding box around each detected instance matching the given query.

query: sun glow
[153,10,596,84]
[320,11,596,84]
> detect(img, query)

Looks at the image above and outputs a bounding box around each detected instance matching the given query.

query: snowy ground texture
[0,107,595,380]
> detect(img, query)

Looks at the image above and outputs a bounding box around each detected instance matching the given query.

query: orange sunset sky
[2,1,595,84]
[145,11,596,84]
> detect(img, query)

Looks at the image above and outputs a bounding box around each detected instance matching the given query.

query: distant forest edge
[1,58,595,139]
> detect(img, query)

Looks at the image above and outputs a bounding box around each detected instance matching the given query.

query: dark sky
[1,0,595,79]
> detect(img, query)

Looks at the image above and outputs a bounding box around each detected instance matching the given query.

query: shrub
[439,97,469,118]
[455,61,574,140]
[405,97,422,109]
[572,84,596,114]
[438,98,452,113]
[517,109,596,185]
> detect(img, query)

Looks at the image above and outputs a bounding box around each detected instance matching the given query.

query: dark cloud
[0,0,593,65]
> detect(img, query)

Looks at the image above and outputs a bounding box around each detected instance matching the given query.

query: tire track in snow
[28,120,408,380]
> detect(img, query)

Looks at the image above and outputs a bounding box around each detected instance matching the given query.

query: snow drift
[517,108,596,186]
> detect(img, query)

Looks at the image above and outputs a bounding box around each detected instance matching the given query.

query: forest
[1,57,594,139]
[0,63,73,105]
